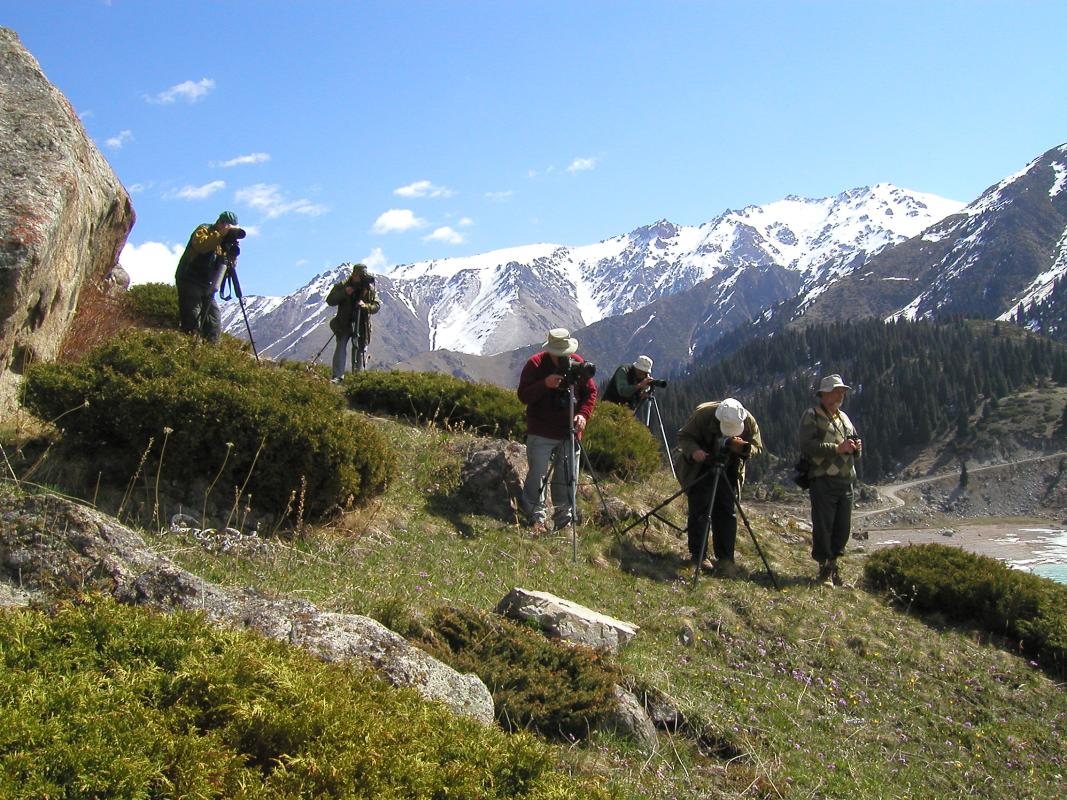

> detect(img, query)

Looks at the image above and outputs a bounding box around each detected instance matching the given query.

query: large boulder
[0,489,494,724]
[0,27,134,416]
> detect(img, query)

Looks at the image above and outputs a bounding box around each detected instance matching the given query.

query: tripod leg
[691,465,721,588]
[650,397,677,480]
[732,490,781,590]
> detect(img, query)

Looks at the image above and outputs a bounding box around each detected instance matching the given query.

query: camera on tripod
[648,378,668,388]
[557,356,596,386]
[222,227,246,263]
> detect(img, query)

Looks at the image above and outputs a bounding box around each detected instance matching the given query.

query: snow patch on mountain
[999,224,1067,321]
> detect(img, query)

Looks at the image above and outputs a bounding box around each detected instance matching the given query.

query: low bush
[865,544,1067,676]
[343,371,660,479]
[0,598,621,800]
[19,330,395,522]
[420,606,622,741]
[123,282,180,329]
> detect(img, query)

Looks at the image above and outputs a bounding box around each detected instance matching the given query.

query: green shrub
[123,282,180,328]
[420,606,621,741]
[0,598,621,799]
[19,330,395,521]
[865,544,1067,676]
[344,371,660,479]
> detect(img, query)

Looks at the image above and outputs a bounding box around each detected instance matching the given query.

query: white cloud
[484,190,514,201]
[458,217,474,227]
[372,208,427,234]
[361,247,389,271]
[217,152,271,168]
[394,180,455,198]
[423,226,465,245]
[119,240,184,285]
[127,182,151,194]
[147,78,216,104]
[170,180,226,200]
[235,183,328,218]
[567,157,597,173]
[105,129,133,149]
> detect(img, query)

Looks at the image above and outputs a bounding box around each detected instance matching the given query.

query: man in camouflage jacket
[798,373,862,586]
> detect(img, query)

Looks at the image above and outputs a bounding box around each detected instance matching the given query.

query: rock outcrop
[495,587,640,655]
[0,27,134,416]
[0,489,494,724]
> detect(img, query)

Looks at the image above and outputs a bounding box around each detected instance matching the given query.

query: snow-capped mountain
[783,143,1067,329]
[222,184,961,368]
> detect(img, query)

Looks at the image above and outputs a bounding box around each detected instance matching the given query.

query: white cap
[543,328,578,357]
[633,355,653,373]
[715,398,747,438]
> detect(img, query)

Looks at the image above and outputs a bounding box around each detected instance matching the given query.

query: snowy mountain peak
[226,184,962,360]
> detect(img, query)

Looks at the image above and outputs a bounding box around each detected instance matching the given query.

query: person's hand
[545,374,563,389]
[345,285,355,295]
[836,439,860,454]
[574,414,587,433]
[637,377,653,389]
[692,449,707,463]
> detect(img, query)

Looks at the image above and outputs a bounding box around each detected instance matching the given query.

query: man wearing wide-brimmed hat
[798,373,862,587]
[602,354,655,411]
[516,328,598,533]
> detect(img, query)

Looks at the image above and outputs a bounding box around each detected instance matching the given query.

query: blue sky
[4,1,1066,296]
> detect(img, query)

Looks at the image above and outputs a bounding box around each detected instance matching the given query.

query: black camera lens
[651,378,668,388]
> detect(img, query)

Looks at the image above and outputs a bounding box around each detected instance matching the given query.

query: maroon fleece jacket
[517,351,598,439]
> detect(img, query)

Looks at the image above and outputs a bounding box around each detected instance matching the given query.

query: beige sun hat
[633,355,653,373]
[543,328,578,357]
[715,397,748,438]
[817,374,851,394]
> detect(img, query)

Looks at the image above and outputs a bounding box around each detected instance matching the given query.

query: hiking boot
[831,562,844,587]
[816,561,835,587]
[529,521,548,536]
[692,555,715,572]
[714,559,740,579]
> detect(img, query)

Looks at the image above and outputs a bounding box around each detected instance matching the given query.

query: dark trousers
[686,468,738,562]
[809,476,853,562]
[177,281,221,342]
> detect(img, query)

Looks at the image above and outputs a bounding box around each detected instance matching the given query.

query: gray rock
[458,439,527,518]
[0,489,493,724]
[597,685,657,748]
[0,27,134,415]
[495,587,639,654]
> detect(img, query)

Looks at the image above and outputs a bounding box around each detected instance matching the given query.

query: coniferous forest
[657,318,1067,482]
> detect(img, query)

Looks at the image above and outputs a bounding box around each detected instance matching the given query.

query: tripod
[217,263,260,362]
[690,457,779,590]
[637,390,676,479]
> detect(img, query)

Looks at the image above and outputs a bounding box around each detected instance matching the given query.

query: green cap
[217,211,238,225]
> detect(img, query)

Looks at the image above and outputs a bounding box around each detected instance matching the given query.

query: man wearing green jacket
[601,355,655,411]
[675,398,763,577]
[174,211,245,342]
[798,374,862,587]
[326,263,381,381]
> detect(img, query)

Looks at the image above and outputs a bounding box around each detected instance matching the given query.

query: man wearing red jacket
[516,328,598,533]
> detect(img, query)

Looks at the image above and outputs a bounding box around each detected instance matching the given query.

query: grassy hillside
[133,415,1066,799]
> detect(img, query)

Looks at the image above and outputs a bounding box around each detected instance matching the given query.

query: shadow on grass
[608,537,690,582]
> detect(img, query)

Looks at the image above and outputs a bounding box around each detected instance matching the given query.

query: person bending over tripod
[327,263,380,382]
[174,211,246,342]
[517,328,598,534]
[676,398,762,577]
